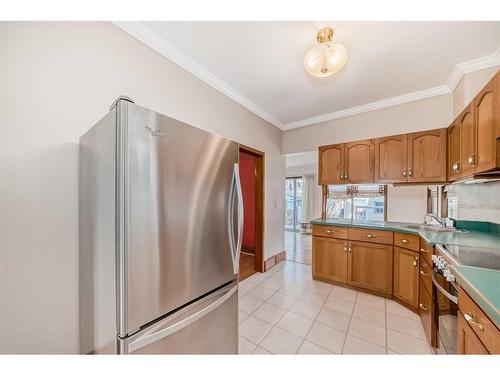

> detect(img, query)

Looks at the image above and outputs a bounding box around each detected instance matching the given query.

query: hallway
[285,231,312,265]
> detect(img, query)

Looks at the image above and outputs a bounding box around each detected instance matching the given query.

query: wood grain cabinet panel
[344,140,374,183]
[393,246,419,309]
[473,75,499,174]
[457,313,489,354]
[312,224,348,240]
[318,144,344,185]
[374,134,408,183]
[394,232,419,251]
[348,228,394,245]
[347,240,393,296]
[312,236,348,284]
[407,129,447,182]
[419,277,436,347]
[459,104,476,177]
[447,119,461,181]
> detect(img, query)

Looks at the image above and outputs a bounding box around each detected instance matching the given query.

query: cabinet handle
[401,239,409,244]
[468,153,476,167]
[413,257,418,268]
[408,168,412,178]
[464,313,484,331]
[402,169,406,177]
[326,230,334,234]
[365,234,375,238]
[419,303,428,311]
[340,172,344,179]
[420,270,429,277]
[452,162,461,172]
[420,248,430,254]
[345,172,348,180]
[348,244,352,253]
[344,241,347,252]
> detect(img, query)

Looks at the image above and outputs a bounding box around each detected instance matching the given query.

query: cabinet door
[318,144,344,185]
[457,313,489,354]
[473,75,499,173]
[447,119,461,181]
[419,277,436,347]
[459,104,476,177]
[374,134,408,183]
[347,241,393,295]
[407,129,447,182]
[344,140,374,183]
[312,236,348,283]
[393,247,419,309]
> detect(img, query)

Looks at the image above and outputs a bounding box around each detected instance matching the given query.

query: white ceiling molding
[113,21,285,129]
[115,21,500,133]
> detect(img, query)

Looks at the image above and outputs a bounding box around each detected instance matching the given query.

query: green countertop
[452,266,500,328]
[310,218,500,325]
[310,218,500,249]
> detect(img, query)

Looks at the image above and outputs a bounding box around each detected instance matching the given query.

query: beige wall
[0,22,285,354]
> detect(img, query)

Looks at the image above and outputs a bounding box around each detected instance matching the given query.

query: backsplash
[446,181,500,224]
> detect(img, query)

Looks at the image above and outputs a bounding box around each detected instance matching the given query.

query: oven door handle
[432,269,458,304]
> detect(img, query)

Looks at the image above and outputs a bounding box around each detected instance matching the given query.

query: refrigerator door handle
[127,284,238,353]
[233,163,244,275]
[227,166,237,274]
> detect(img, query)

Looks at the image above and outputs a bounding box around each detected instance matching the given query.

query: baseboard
[264,251,287,272]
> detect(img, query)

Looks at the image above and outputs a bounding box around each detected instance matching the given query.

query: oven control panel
[432,254,456,282]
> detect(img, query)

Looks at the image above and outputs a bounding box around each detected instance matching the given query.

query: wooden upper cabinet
[473,74,499,173]
[318,144,344,185]
[374,134,408,183]
[407,129,447,182]
[447,118,461,181]
[344,140,374,183]
[459,104,476,177]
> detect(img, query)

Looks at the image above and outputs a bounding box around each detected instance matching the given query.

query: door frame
[239,144,265,273]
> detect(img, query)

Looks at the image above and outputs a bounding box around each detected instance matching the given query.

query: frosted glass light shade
[303,41,348,78]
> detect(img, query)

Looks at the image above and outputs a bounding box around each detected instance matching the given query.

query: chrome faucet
[424,213,446,227]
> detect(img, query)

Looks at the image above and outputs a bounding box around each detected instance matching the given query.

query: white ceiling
[121,21,500,130]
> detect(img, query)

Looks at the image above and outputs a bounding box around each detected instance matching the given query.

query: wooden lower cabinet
[393,246,419,309]
[348,241,393,296]
[419,277,436,347]
[457,313,489,354]
[312,236,348,284]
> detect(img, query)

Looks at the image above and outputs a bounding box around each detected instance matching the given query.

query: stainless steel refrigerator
[79,96,242,354]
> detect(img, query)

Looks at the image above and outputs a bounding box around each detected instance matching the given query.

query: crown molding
[113,21,285,129]
[114,20,500,133]
[284,46,500,131]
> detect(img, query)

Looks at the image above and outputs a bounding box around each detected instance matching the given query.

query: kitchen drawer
[312,224,348,240]
[419,277,436,347]
[420,239,433,267]
[394,232,419,251]
[348,228,393,245]
[458,287,500,354]
[419,257,432,296]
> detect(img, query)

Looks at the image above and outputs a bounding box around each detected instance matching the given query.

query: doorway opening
[238,145,265,281]
[285,176,304,231]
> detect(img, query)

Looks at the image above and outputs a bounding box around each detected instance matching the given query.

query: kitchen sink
[401,224,457,232]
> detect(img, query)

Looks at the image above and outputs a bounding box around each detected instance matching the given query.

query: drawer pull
[326,229,335,234]
[420,270,429,277]
[420,248,430,253]
[401,239,409,244]
[365,234,376,238]
[413,257,418,268]
[344,242,347,252]
[348,244,352,253]
[464,313,484,331]
[419,303,428,311]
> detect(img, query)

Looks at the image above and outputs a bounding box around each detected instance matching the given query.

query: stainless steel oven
[432,245,459,354]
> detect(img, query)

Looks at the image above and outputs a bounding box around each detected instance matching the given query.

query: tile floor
[284,231,312,265]
[238,260,434,355]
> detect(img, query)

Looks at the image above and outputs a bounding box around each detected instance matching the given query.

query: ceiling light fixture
[303,27,348,78]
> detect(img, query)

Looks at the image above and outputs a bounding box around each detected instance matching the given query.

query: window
[325,184,386,222]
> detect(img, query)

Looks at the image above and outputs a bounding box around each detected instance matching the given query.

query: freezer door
[118,281,238,354]
[118,102,241,336]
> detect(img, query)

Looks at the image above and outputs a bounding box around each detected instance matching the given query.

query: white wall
[0,22,285,354]
[446,182,500,224]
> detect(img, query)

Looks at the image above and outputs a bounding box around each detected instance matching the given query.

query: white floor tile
[352,303,386,327]
[238,309,249,323]
[289,299,322,320]
[277,311,314,338]
[356,292,386,312]
[306,322,346,354]
[252,346,272,355]
[298,289,329,306]
[297,341,333,355]
[316,306,351,332]
[252,303,287,325]
[387,312,427,340]
[247,285,276,301]
[348,317,386,347]
[342,335,386,354]
[330,285,358,302]
[239,295,264,314]
[386,299,420,321]
[260,327,303,354]
[387,329,431,354]
[238,336,257,354]
[239,316,273,345]
[266,292,296,310]
[324,296,355,315]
